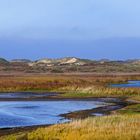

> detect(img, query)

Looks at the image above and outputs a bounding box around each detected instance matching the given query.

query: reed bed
[0,74,140,92]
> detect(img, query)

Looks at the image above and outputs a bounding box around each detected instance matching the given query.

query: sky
[0,0,140,60]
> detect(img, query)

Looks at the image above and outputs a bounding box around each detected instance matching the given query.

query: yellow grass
[62,86,140,101]
[2,114,140,140]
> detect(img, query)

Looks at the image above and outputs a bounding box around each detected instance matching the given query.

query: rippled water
[0,101,106,128]
[110,80,140,88]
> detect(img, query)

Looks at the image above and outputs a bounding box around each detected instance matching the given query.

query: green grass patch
[118,104,140,115]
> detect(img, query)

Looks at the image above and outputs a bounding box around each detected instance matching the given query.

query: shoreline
[0,97,136,137]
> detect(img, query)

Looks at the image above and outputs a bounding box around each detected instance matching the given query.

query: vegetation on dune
[1,57,140,73]
[0,58,9,63]
[2,114,140,140]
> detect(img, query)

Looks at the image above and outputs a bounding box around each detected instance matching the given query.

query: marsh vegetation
[0,74,140,140]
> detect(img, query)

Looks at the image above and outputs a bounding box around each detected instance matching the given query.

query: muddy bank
[60,99,130,119]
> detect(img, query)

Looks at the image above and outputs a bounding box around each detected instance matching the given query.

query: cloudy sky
[0,0,140,60]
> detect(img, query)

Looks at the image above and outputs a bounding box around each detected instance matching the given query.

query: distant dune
[0,57,140,73]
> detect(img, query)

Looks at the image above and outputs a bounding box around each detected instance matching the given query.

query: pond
[0,100,107,128]
[110,80,140,88]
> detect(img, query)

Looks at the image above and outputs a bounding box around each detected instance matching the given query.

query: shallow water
[0,92,57,99]
[0,100,106,128]
[110,80,140,88]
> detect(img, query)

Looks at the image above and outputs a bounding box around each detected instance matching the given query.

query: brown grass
[0,74,140,92]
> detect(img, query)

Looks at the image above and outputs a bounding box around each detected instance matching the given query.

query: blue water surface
[110,80,140,88]
[0,101,106,128]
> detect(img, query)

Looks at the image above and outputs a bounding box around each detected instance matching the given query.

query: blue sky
[0,0,140,60]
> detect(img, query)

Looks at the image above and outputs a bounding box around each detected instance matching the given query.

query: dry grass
[0,75,98,92]
[2,114,140,140]
[0,74,140,100]
[0,74,139,92]
[61,86,140,101]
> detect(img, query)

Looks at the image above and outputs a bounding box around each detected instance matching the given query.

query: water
[0,101,106,128]
[110,80,140,88]
[0,92,57,99]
